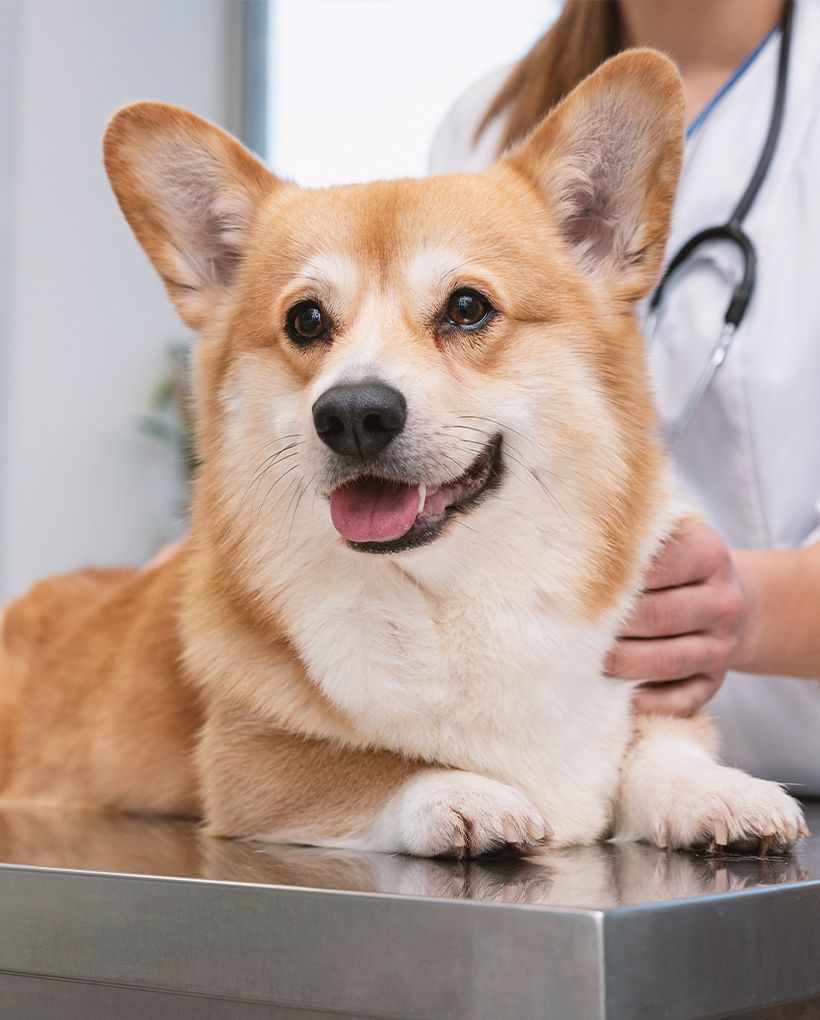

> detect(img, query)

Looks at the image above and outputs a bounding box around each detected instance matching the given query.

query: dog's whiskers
[244,431,303,479]
[452,515,482,537]
[442,423,493,438]
[275,474,307,560]
[242,443,304,505]
[446,432,569,522]
[248,432,302,461]
[263,476,303,542]
[433,448,471,479]
[244,448,304,512]
[457,414,534,445]
[281,472,320,566]
[257,462,303,518]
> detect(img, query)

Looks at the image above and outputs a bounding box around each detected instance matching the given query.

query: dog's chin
[344,434,503,556]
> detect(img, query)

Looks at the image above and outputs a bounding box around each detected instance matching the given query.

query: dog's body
[0,52,806,856]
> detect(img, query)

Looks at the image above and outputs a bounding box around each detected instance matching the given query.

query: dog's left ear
[104,102,279,330]
[504,49,684,303]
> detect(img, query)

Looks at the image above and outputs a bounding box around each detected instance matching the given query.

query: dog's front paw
[649,767,808,856]
[371,770,552,858]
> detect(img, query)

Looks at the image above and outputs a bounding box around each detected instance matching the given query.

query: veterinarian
[429,0,820,791]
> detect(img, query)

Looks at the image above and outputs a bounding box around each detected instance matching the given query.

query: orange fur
[1,560,200,815]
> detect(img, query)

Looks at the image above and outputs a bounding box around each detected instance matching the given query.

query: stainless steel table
[1,801,819,1019]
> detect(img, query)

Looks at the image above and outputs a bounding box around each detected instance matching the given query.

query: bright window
[267,0,558,187]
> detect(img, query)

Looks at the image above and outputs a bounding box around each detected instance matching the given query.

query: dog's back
[0,563,200,815]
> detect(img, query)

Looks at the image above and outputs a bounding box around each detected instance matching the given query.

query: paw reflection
[201,837,810,907]
[0,807,811,909]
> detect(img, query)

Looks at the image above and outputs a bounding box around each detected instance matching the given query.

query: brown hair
[478,0,623,154]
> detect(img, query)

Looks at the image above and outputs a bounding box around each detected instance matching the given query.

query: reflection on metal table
[1,800,819,1019]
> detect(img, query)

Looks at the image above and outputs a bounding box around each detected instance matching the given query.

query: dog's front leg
[613,715,808,854]
[197,705,551,857]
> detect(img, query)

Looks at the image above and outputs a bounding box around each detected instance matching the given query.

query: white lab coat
[429,0,820,792]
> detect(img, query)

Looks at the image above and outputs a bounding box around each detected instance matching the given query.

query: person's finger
[606,634,722,681]
[142,540,183,572]
[643,522,729,591]
[621,583,729,639]
[632,675,720,717]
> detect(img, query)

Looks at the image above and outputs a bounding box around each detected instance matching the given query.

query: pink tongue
[330,478,420,543]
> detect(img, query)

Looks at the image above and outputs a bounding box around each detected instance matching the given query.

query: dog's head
[105,51,683,612]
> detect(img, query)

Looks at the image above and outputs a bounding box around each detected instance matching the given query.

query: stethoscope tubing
[647,0,794,446]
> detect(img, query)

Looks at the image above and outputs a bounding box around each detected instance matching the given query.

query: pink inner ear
[563,194,618,267]
[556,137,632,271]
[161,151,248,289]
[506,52,683,292]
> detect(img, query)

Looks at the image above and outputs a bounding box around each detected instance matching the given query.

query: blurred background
[0,0,557,600]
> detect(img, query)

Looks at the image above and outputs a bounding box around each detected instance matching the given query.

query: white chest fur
[283,539,638,845]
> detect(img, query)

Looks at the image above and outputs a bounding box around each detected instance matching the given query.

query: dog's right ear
[104,102,279,330]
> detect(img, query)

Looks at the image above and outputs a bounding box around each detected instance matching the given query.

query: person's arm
[731,542,820,677]
[606,521,820,716]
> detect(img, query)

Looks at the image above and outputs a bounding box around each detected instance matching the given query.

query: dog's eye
[446,289,491,329]
[286,301,328,344]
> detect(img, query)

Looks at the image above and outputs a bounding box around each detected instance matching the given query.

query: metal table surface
[1,801,819,1020]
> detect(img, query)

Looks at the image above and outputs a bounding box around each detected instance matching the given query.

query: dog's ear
[104,102,278,329]
[504,49,684,303]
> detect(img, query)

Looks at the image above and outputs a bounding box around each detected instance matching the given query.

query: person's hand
[605,521,747,716]
[142,540,183,572]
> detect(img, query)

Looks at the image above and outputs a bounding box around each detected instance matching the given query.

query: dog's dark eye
[446,289,492,329]
[286,301,327,344]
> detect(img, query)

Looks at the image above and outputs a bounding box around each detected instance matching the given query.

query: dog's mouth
[329,435,503,554]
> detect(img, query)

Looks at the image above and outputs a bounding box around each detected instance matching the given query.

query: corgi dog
[0,51,807,857]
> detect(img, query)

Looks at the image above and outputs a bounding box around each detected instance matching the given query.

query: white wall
[269,0,557,187]
[0,0,241,600]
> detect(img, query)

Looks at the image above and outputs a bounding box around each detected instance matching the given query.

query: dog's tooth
[417,483,426,515]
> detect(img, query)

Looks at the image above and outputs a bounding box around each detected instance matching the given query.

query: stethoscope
[645,0,795,446]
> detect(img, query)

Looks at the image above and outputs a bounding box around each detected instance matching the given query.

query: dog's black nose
[312,382,407,457]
